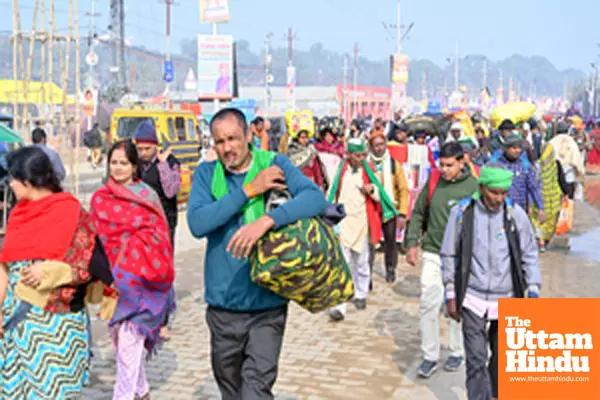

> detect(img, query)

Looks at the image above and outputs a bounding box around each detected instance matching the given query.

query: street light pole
[85,0,101,130]
[264,33,273,114]
[396,0,401,54]
[454,40,459,92]
[593,64,598,118]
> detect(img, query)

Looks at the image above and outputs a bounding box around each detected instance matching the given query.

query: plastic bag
[555,198,573,236]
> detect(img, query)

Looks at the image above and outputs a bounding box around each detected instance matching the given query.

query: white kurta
[336,166,379,252]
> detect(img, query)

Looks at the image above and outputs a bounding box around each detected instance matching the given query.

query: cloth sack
[250,190,354,313]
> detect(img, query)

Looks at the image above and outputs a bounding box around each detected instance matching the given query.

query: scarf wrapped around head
[91,178,175,355]
[328,139,399,241]
[478,163,514,190]
[347,137,367,153]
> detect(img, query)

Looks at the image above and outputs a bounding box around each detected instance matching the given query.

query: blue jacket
[491,152,543,212]
[187,154,328,311]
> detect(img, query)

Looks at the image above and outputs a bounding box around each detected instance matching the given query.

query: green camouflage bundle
[250,217,354,313]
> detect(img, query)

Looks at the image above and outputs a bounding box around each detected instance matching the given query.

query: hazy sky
[5,0,600,71]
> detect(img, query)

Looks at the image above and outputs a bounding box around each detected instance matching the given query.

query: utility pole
[353,43,359,118]
[454,40,459,91]
[285,27,295,67]
[85,0,100,129]
[394,0,402,114]
[109,0,125,88]
[396,0,402,54]
[498,69,504,104]
[118,0,126,88]
[284,27,297,109]
[109,0,118,85]
[264,33,273,113]
[482,58,487,89]
[163,0,175,97]
[343,54,349,120]
[593,65,599,117]
[421,69,427,101]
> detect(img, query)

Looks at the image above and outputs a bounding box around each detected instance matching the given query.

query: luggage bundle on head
[317,116,345,138]
[250,192,354,313]
[403,115,438,137]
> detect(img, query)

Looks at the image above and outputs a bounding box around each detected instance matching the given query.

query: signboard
[85,51,98,67]
[392,54,409,83]
[335,85,392,101]
[82,88,98,117]
[164,60,175,83]
[197,34,234,100]
[199,0,230,23]
[184,68,197,91]
[286,66,296,108]
[284,109,314,137]
[230,98,257,122]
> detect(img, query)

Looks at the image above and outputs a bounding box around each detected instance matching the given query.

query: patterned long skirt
[0,260,90,399]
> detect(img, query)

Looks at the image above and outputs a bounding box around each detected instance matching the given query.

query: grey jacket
[440,199,541,301]
[35,144,66,182]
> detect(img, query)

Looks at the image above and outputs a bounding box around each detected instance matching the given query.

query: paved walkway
[81,203,600,399]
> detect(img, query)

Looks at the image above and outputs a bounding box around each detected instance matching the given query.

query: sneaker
[353,298,367,310]
[329,309,345,322]
[444,355,464,372]
[539,245,547,253]
[385,273,396,283]
[417,359,438,378]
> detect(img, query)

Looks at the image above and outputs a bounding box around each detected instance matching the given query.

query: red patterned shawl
[91,179,174,290]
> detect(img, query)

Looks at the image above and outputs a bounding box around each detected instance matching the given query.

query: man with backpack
[405,142,478,378]
[440,163,541,400]
[83,123,105,169]
[490,132,544,221]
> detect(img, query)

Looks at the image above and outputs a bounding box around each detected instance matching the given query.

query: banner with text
[284,109,314,138]
[199,0,230,23]
[392,54,409,83]
[197,34,234,100]
[499,298,600,400]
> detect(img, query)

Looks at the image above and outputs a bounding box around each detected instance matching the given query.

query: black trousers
[206,305,288,400]
[368,218,398,282]
[462,308,498,400]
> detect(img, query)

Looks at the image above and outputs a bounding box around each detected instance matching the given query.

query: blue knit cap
[134,121,158,144]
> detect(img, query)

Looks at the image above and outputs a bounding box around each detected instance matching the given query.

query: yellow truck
[109,106,201,204]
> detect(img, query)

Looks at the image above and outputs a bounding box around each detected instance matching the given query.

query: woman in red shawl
[313,127,346,159]
[0,146,113,399]
[586,129,600,173]
[287,129,328,191]
[91,140,175,400]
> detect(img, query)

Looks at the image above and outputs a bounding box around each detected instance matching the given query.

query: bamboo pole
[62,0,74,190]
[40,0,46,127]
[14,0,26,136]
[11,0,19,134]
[48,0,55,137]
[73,0,81,198]
[23,0,40,142]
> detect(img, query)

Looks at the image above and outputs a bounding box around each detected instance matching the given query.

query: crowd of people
[0,122,180,399]
[0,104,594,400]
